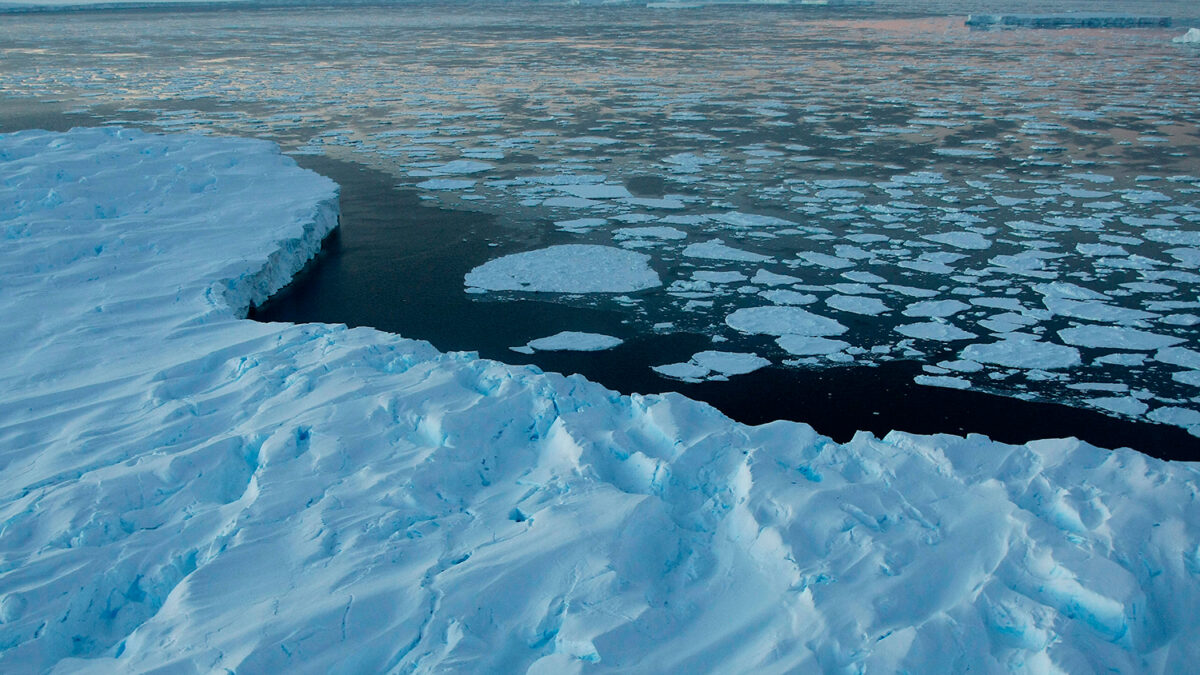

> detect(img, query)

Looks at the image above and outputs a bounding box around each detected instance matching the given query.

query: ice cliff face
[1,128,1199,673]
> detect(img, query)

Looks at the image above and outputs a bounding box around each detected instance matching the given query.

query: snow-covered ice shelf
[3,128,1200,673]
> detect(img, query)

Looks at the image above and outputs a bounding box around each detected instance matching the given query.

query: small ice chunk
[923,231,992,250]
[1095,352,1147,366]
[882,284,940,298]
[416,178,476,191]
[826,294,890,316]
[798,252,854,269]
[776,335,851,355]
[760,289,817,305]
[962,337,1081,370]
[903,299,971,318]
[652,362,709,381]
[424,159,493,175]
[895,322,977,342]
[465,245,661,293]
[915,375,972,390]
[1057,326,1183,351]
[614,226,687,240]
[692,350,770,376]
[1086,396,1149,418]
[708,212,797,228]
[694,270,747,284]
[525,331,623,352]
[557,184,633,200]
[556,217,607,232]
[1148,406,1200,427]
[1155,347,1200,370]
[683,239,772,262]
[752,269,802,286]
[726,306,849,337]
[1043,297,1159,325]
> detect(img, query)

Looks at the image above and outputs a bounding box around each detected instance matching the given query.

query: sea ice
[903,299,971,318]
[692,350,771,376]
[915,374,972,389]
[464,245,661,293]
[923,231,992,250]
[1057,326,1184,351]
[524,331,624,352]
[775,335,851,355]
[416,178,476,191]
[682,239,772,262]
[652,350,769,381]
[896,322,978,341]
[826,294,890,316]
[725,306,849,337]
[962,337,1082,370]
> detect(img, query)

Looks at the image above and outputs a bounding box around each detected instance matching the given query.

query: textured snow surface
[4,129,1200,674]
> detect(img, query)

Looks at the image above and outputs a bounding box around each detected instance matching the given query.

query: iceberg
[3,128,1200,673]
[1174,28,1200,43]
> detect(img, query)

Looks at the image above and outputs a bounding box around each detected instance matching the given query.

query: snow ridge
[2,129,1199,674]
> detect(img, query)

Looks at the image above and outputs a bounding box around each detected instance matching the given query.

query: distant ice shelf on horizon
[2,127,1199,673]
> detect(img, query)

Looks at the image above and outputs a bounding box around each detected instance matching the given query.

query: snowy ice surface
[4,128,1200,674]
[464,245,661,294]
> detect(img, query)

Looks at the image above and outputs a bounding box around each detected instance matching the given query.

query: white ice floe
[418,159,493,175]
[775,335,851,355]
[523,331,624,352]
[1174,27,1200,43]
[1043,297,1159,325]
[707,211,797,228]
[692,350,771,375]
[915,374,972,389]
[725,306,849,336]
[896,322,978,342]
[556,183,633,200]
[1057,326,1184,351]
[682,238,772,262]
[922,231,992,250]
[416,178,476,191]
[465,244,661,293]
[652,350,769,382]
[1086,396,1150,418]
[826,294,890,316]
[613,226,687,240]
[5,129,1200,674]
[962,337,1082,370]
[903,299,971,318]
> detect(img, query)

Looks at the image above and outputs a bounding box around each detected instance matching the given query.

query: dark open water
[253,155,1200,459]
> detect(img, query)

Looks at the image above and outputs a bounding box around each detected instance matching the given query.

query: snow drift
[2,128,1199,673]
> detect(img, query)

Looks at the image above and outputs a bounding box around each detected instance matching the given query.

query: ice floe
[465,245,661,293]
[521,331,624,352]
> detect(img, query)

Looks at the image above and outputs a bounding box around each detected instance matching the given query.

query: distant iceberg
[3,128,1200,672]
[967,14,1172,29]
[1173,27,1200,43]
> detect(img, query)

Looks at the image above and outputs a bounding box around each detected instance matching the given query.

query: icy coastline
[2,128,1200,672]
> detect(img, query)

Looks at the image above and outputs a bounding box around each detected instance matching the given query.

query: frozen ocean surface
[3,124,1200,673]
